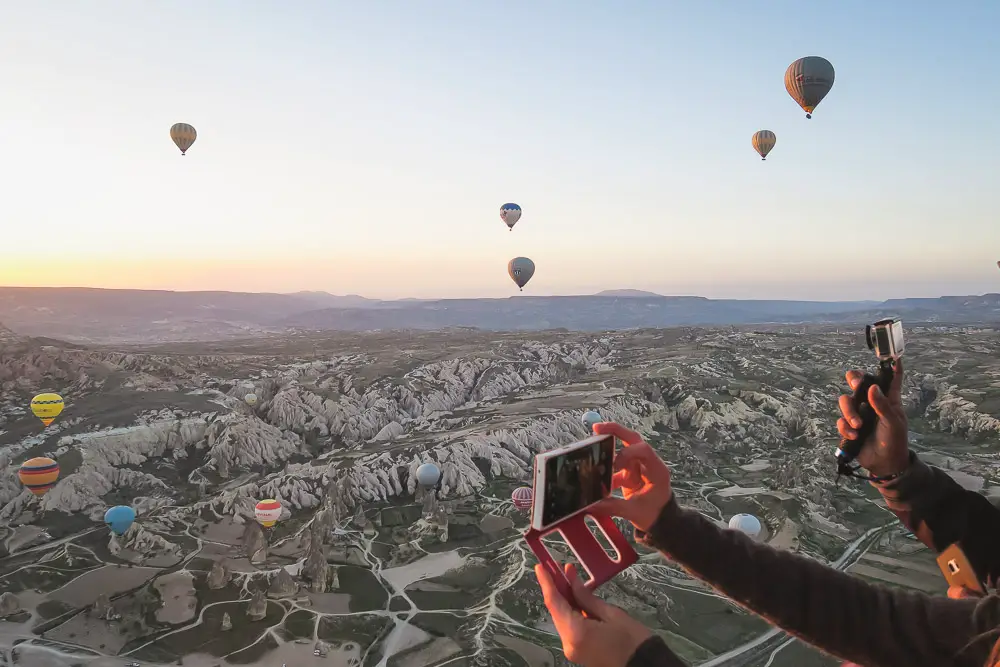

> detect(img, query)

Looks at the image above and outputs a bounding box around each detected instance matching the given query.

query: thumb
[565,564,618,621]
[868,385,894,421]
[948,585,979,600]
[888,358,904,402]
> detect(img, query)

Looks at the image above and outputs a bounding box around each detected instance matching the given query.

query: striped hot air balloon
[170,123,197,155]
[511,486,533,510]
[255,499,282,527]
[19,457,60,496]
[30,393,64,427]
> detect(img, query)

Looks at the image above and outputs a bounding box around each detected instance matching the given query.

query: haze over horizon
[2,1,997,301]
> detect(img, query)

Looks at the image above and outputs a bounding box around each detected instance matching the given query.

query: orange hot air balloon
[19,457,60,496]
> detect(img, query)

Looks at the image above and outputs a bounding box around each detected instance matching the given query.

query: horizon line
[0,284,995,303]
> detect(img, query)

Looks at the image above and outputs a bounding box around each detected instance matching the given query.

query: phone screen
[541,435,614,527]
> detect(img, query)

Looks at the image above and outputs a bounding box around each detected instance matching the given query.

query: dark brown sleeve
[636,496,1000,667]
[626,636,687,667]
[873,452,1000,586]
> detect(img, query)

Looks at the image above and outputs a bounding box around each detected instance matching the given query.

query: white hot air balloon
[728,513,762,540]
[416,462,441,488]
[245,393,258,406]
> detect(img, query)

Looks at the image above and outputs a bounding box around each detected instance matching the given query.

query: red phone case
[524,511,638,605]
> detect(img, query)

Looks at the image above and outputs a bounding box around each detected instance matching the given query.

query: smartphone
[531,434,615,531]
[937,543,985,595]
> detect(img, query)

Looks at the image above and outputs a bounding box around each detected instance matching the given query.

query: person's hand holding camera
[591,423,673,532]
[535,562,653,667]
[837,359,910,479]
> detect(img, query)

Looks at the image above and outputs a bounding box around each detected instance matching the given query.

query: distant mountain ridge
[0,286,997,343]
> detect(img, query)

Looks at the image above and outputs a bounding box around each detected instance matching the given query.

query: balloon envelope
[255,499,282,527]
[728,513,762,539]
[19,457,60,496]
[752,130,776,160]
[500,203,522,230]
[582,410,602,433]
[245,393,258,406]
[31,393,64,427]
[512,486,533,510]
[507,257,535,290]
[784,57,835,118]
[416,462,441,487]
[170,123,197,155]
[104,505,136,535]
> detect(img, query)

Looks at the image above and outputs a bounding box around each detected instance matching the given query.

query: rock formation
[207,560,231,589]
[0,592,20,617]
[220,612,232,631]
[247,589,267,621]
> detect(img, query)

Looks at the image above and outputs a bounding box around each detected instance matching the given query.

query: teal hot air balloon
[507,257,535,291]
[582,410,602,433]
[104,505,136,536]
[784,56,835,119]
[416,462,441,487]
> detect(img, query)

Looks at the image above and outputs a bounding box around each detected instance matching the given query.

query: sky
[1,1,998,301]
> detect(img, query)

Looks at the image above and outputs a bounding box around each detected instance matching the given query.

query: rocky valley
[1,323,998,667]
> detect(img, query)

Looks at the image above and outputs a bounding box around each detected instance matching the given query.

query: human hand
[535,562,652,667]
[836,359,909,479]
[591,423,673,532]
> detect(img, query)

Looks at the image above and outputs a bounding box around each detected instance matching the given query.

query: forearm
[626,636,687,667]
[874,453,1000,583]
[637,497,996,667]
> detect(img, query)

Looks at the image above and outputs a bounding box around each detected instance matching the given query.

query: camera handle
[835,359,895,483]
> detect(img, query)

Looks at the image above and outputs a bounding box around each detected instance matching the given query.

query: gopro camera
[865,318,904,361]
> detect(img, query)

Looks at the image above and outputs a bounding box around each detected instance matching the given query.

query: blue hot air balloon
[582,410,602,434]
[104,505,136,536]
[415,462,441,487]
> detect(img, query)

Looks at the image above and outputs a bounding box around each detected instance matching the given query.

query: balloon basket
[523,512,638,606]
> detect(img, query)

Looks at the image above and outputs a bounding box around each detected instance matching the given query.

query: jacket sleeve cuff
[871,451,951,513]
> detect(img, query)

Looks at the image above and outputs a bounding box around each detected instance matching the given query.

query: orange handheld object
[524,511,638,605]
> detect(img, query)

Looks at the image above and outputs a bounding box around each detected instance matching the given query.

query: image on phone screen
[541,436,614,527]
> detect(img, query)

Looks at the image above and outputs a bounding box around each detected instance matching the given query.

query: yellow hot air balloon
[170,123,197,155]
[31,393,64,427]
[19,457,60,496]
[752,130,776,160]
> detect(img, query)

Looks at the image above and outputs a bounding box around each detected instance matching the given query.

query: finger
[611,468,640,491]
[888,358,904,402]
[610,440,660,469]
[593,422,643,446]
[590,496,635,522]
[837,417,858,440]
[845,370,864,391]
[947,585,979,600]
[535,564,577,631]
[565,563,618,621]
[838,394,862,429]
[868,385,894,421]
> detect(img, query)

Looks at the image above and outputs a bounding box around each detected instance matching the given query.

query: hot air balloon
[30,393,64,427]
[255,499,282,527]
[784,57,835,119]
[728,513,762,540]
[582,410,602,434]
[500,203,522,231]
[245,393,258,406]
[507,257,535,291]
[19,457,60,496]
[170,123,197,155]
[752,130,776,160]
[104,505,136,536]
[511,486,533,510]
[416,462,441,488]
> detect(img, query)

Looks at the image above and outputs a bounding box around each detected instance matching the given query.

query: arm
[627,636,687,667]
[637,497,1000,667]
[874,451,1000,585]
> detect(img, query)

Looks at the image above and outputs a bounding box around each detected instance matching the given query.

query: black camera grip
[837,363,894,465]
